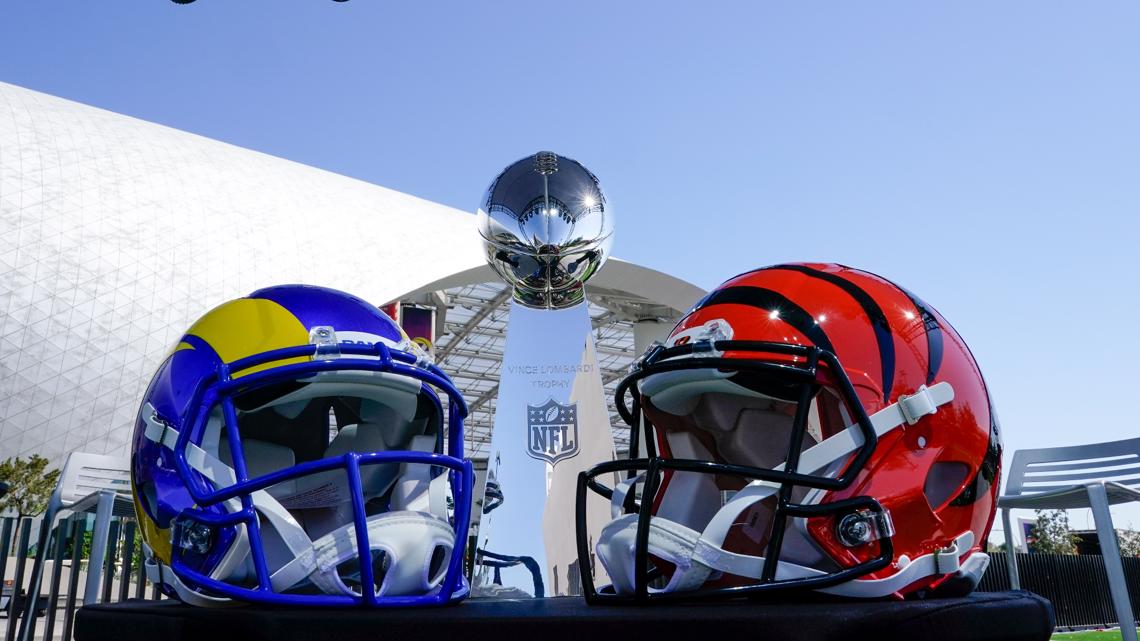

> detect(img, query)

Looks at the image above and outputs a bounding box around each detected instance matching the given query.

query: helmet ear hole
[924,461,971,510]
[335,550,391,596]
[427,544,449,585]
[373,549,392,593]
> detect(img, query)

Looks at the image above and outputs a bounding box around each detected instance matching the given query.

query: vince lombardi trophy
[472,152,615,596]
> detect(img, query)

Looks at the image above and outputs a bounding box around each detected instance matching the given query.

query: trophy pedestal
[75,591,1053,641]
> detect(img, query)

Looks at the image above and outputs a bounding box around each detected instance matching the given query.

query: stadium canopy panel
[0,81,704,466]
[392,261,702,457]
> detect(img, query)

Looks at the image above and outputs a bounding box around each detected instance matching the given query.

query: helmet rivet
[917,436,927,448]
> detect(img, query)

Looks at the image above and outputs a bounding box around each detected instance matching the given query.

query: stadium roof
[392,262,705,457]
[0,80,704,465]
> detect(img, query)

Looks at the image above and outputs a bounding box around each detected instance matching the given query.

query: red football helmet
[576,263,1000,602]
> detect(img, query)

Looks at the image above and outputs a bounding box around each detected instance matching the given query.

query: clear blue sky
[3,2,1139,539]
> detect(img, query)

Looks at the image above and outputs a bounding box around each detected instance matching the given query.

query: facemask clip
[837,509,895,547]
[309,326,341,360]
[631,341,666,373]
[898,384,938,425]
[405,338,434,369]
[691,319,734,357]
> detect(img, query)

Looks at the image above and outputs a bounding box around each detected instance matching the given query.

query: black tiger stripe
[767,264,895,403]
[698,286,837,356]
[894,285,944,385]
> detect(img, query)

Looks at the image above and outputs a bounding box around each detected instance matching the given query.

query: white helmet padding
[651,432,721,532]
[219,439,297,499]
[640,371,842,534]
[595,380,962,598]
[146,367,457,600]
[206,371,438,495]
[142,402,456,599]
[258,371,424,423]
[637,368,736,416]
[596,508,984,598]
[268,510,455,598]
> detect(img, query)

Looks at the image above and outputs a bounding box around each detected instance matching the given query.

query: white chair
[999,437,1140,641]
[18,452,133,641]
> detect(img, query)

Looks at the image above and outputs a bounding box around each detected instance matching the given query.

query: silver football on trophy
[477,152,613,309]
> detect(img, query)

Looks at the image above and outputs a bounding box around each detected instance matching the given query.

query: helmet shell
[131,284,470,606]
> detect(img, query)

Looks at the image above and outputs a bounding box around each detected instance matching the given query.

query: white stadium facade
[0,81,704,470]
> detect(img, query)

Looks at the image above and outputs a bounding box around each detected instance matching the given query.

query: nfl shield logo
[526,398,580,465]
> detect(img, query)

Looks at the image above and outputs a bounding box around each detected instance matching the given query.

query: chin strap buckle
[898,384,939,426]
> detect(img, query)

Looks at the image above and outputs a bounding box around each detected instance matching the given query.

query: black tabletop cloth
[75,590,1054,641]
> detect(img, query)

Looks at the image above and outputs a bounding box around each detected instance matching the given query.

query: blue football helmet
[130,285,473,607]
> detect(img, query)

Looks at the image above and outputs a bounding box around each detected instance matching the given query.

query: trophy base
[75,591,1053,641]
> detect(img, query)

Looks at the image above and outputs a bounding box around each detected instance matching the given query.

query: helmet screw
[173,518,214,554]
[838,513,873,547]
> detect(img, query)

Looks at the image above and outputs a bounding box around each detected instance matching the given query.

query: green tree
[1117,528,1140,557]
[1028,509,1080,555]
[60,523,146,577]
[0,455,61,517]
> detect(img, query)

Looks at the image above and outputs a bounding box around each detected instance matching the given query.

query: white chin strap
[269,510,455,597]
[142,408,455,603]
[597,515,986,598]
[597,382,988,598]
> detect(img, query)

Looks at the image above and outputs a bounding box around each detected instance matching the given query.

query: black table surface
[75,590,1054,641]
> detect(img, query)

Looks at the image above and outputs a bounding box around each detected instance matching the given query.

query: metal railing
[5,511,1139,637]
[980,551,1140,629]
[0,513,161,641]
